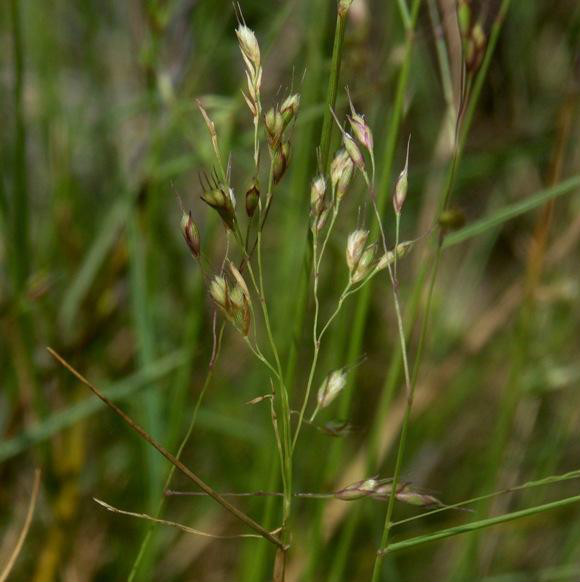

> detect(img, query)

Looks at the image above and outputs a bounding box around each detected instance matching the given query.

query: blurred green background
[1,0,580,581]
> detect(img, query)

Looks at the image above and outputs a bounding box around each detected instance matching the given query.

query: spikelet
[335,477,445,507]
[346,230,369,273]
[330,148,355,200]
[317,369,348,410]
[265,108,284,148]
[209,273,252,336]
[199,170,237,231]
[245,179,260,218]
[310,175,326,219]
[209,276,228,311]
[235,25,260,73]
[280,93,300,129]
[343,133,365,174]
[273,141,291,184]
[196,99,222,167]
[393,135,411,214]
[351,245,376,283]
[346,89,374,154]
[181,211,200,258]
[375,241,413,271]
[235,16,262,167]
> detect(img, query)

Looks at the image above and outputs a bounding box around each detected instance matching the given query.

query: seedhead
[235,7,263,167]
[346,230,369,273]
[343,133,365,174]
[317,369,347,411]
[457,1,487,74]
[181,211,200,258]
[235,25,261,72]
[310,175,326,219]
[273,141,291,184]
[393,486,444,508]
[330,148,354,200]
[229,285,251,336]
[346,89,374,154]
[466,22,486,73]
[228,261,251,300]
[199,169,237,231]
[280,93,300,129]
[393,135,411,215]
[196,99,222,168]
[317,419,357,437]
[209,273,251,336]
[334,477,444,507]
[209,275,228,310]
[315,207,329,233]
[265,107,284,148]
[345,230,379,283]
[245,179,260,218]
[335,477,382,501]
[376,241,413,271]
[352,245,376,283]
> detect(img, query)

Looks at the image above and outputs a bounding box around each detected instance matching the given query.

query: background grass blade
[386,494,580,554]
[444,175,580,249]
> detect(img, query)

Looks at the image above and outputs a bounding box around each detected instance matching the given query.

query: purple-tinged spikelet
[181,211,200,258]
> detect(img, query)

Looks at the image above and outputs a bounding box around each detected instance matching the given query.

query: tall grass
[2,1,580,581]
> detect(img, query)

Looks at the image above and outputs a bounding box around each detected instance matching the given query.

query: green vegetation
[1,1,580,581]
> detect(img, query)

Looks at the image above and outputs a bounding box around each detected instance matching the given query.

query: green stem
[370,248,441,581]
[244,337,281,381]
[396,0,412,30]
[292,277,351,450]
[319,8,349,173]
[128,214,163,515]
[255,241,292,513]
[284,0,351,392]
[394,212,401,281]
[369,2,512,576]
[317,284,354,342]
[293,198,350,451]
[245,157,293,566]
[306,5,423,577]
[336,0,423,423]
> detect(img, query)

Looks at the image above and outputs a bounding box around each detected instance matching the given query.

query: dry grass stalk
[46,348,285,550]
[0,469,41,582]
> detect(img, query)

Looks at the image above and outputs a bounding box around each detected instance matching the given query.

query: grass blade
[384,494,580,554]
[444,175,580,249]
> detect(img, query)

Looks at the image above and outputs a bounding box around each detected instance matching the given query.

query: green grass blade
[444,175,580,249]
[127,213,164,514]
[385,494,580,553]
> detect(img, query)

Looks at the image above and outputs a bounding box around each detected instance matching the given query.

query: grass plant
[2,1,580,581]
